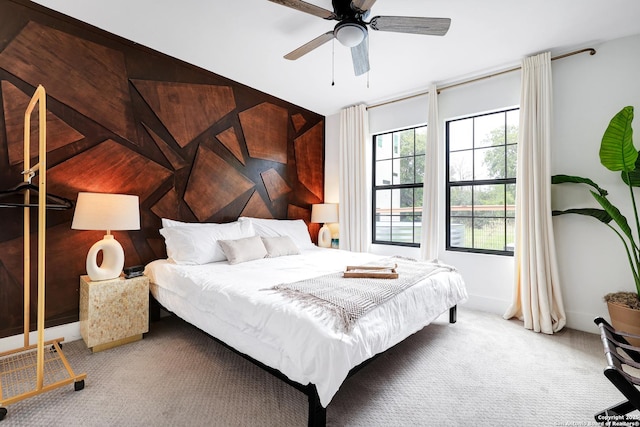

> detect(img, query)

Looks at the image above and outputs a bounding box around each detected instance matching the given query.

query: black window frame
[445,108,518,256]
[371,125,427,248]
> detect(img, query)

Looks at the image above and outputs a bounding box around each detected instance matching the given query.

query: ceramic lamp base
[317,224,332,248]
[86,234,124,281]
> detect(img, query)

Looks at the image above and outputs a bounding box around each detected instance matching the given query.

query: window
[446,108,518,255]
[372,125,426,246]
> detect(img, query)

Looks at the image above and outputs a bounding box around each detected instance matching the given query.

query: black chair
[594,317,640,422]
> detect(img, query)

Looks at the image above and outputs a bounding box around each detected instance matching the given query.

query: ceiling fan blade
[350,0,377,13]
[267,0,337,20]
[369,16,451,36]
[284,31,335,60]
[351,37,370,76]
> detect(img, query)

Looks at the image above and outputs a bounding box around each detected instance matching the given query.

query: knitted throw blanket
[270,257,455,333]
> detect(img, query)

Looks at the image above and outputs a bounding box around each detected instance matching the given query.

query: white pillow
[219,236,267,265]
[239,217,314,249]
[162,218,207,228]
[261,236,300,258]
[159,220,254,264]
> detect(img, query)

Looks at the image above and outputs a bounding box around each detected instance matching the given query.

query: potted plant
[552,106,640,341]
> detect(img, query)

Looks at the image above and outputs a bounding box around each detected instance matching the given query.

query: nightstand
[79,274,149,352]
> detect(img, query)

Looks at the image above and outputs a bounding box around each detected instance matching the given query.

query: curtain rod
[366,47,597,111]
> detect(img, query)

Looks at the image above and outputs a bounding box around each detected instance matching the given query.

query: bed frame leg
[449,305,457,324]
[307,387,326,427]
[149,294,162,322]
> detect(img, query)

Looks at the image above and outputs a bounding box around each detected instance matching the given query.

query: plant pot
[607,300,640,347]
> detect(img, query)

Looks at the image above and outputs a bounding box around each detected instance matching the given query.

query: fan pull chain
[331,38,335,86]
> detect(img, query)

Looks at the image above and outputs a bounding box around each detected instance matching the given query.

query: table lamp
[311,203,338,248]
[72,192,140,281]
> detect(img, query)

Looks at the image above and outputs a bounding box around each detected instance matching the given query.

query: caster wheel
[74,380,85,391]
[0,407,7,420]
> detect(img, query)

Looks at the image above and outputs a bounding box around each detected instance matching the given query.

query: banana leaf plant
[552,106,640,299]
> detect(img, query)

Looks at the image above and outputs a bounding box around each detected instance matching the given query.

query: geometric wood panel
[295,121,324,200]
[288,204,312,223]
[46,139,173,202]
[142,123,188,170]
[261,168,292,202]
[241,191,273,219]
[0,1,324,339]
[216,126,245,165]
[184,145,255,221]
[151,188,182,222]
[147,237,168,260]
[288,204,319,245]
[132,80,236,148]
[239,102,289,164]
[0,21,136,142]
[291,113,307,133]
[2,80,84,165]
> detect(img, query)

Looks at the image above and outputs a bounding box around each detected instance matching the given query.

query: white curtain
[339,104,371,252]
[504,52,566,334]
[420,85,440,261]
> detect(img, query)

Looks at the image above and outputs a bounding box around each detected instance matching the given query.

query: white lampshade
[72,192,140,282]
[311,203,338,224]
[311,204,338,248]
[72,192,140,232]
[334,22,367,48]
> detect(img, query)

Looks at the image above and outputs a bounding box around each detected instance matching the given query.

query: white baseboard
[0,322,81,353]
[463,294,603,335]
[462,293,509,316]
[564,310,605,335]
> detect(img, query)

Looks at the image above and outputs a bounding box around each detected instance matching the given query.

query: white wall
[325,33,640,333]
[551,34,640,332]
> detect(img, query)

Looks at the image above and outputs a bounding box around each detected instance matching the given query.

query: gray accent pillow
[262,236,300,258]
[218,235,268,265]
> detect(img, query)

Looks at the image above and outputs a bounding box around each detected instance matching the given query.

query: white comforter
[144,247,467,407]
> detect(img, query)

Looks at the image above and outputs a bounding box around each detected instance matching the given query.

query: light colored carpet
[0,308,626,426]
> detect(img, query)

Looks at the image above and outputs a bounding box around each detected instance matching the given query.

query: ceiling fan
[268,0,451,76]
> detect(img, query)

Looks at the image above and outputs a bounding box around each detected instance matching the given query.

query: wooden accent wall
[0,0,325,339]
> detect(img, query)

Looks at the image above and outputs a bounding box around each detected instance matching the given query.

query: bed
[144,217,468,426]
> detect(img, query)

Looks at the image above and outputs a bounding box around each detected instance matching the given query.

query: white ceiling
[31,0,640,116]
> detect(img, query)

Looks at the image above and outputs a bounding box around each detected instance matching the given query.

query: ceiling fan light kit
[335,21,368,47]
[269,0,451,76]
